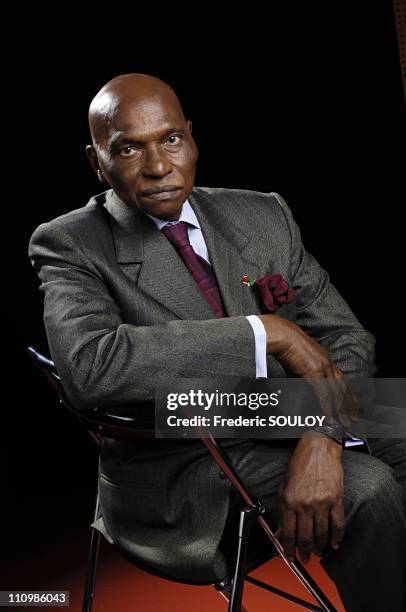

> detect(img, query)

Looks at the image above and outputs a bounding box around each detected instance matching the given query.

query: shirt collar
[145,199,201,231]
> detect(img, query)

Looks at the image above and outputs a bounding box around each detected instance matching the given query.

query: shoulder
[194,185,288,212]
[28,191,113,264]
[30,193,108,234]
[31,191,109,237]
[192,186,293,231]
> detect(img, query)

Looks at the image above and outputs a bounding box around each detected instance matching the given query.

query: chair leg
[228,506,258,612]
[82,527,101,612]
[82,490,102,612]
[215,582,249,612]
[214,504,258,612]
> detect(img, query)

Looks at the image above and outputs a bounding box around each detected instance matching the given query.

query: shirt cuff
[246,315,268,378]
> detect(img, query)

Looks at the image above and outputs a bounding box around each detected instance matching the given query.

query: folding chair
[27,346,338,612]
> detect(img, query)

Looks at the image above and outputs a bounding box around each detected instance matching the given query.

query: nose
[142,144,172,178]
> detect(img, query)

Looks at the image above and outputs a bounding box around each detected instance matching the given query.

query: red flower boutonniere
[242,273,295,313]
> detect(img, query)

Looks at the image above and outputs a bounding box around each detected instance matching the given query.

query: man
[29,74,406,611]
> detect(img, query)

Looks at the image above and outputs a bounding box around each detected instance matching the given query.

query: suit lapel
[188,189,264,317]
[104,188,265,319]
[137,224,217,320]
[104,190,216,320]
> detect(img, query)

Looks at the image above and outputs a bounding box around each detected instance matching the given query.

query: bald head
[88,73,185,144]
[86,73,198,221]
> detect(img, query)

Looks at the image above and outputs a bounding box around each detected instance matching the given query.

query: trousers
[221,437,406,612]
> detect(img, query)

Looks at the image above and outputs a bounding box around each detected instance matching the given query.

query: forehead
[100,94,185,146]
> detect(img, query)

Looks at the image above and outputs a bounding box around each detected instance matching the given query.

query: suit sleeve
[273,193,376,377]
[29,222,257,410]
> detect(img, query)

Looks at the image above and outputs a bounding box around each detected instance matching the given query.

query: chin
[154,206,183,220]
[140,198,185,220]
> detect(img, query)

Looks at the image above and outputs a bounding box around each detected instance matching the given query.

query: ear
[86,145,105,183]
[186,120,199,162]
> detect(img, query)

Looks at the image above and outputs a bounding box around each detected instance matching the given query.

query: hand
[258,314,359,427]
[275,434,345,563]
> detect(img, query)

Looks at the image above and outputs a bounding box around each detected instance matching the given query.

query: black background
[8,3,405,546]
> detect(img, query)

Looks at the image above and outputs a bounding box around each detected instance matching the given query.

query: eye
[165,134,182,146]
[119,146,142,158]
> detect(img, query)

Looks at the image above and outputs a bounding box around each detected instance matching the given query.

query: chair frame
[27,346,338,612]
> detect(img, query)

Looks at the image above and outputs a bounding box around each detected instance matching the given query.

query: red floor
[6,521,346,611]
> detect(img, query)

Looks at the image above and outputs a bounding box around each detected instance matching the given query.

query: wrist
[258,314,291,354]
[299,431,344,456]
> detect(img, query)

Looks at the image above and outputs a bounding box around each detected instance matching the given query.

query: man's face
[92,95,198,220]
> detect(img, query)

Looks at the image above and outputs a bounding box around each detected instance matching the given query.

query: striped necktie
[161,222,225,318]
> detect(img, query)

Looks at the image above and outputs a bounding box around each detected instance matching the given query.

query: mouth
[141,185,182,201]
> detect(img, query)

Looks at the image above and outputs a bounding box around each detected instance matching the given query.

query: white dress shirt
[146,199,268,378]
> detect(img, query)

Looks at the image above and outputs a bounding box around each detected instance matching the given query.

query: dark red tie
[161,222,225,318]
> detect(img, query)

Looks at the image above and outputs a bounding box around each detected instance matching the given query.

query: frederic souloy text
[166,390,281,411]
[167,415,327,428]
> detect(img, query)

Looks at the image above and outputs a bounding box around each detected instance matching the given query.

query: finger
[339,389,357,427]
[330,372,352,428]
[311,378,334,422]
[296,511,314,563]
[328,383,349,427]
[314,509,329,556]
[332,371,361,426]
[330,499,346,550]
[280,509,297,561]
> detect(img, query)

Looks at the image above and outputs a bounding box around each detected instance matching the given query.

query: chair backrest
[26,346,155,442]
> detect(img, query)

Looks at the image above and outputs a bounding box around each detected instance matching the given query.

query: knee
[344,455,405,524]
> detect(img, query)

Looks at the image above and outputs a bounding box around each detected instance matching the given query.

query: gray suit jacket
[29,186,375,582]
